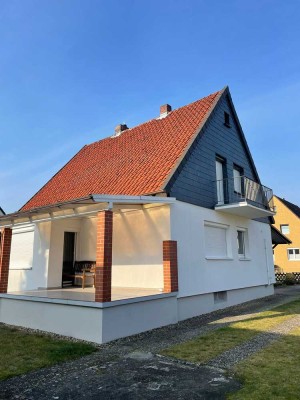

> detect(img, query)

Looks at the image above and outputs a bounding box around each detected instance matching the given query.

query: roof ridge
[85,88,223,148]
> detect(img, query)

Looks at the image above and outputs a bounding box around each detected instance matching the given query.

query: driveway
[0,285,299,400]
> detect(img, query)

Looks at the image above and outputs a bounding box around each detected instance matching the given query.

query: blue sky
[1,0,300,213]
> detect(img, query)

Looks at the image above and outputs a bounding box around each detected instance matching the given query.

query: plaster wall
[112,206,170,288]
[0,293,176,344]
[170,201,275,298]
[77,206,170,288]
[101,294,178,342]
[178,284,274,320]
[273,197,300,272]
[0,297,102,343]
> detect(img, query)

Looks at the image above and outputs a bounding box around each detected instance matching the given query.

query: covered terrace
[0,195,179,303]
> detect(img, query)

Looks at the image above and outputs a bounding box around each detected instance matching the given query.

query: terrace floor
[8,286,162,302]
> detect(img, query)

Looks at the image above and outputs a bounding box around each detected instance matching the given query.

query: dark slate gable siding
[166,94,258,209]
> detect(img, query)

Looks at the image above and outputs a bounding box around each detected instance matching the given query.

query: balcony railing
[215,176,275,213]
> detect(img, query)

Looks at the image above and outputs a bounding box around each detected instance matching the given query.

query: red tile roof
[21,89,224,211]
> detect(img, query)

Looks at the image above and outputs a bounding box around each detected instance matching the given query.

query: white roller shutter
[10,227,34,270]
[205,224,227,258]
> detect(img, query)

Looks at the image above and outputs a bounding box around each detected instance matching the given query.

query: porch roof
[0,194,176,227]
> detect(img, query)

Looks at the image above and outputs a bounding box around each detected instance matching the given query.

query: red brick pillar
[0,228,12,293]
[163,240,178,293]
[95,210,113,302]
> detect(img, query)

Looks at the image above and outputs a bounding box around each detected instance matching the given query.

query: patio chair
[73,261,96,289]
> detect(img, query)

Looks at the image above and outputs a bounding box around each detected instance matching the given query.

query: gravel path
[0,286,300,400]
[207,314,300,369]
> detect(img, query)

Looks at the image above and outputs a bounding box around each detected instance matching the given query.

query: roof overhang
[0,195,176,228]
[215,201,276,219]
[271,225,291,246]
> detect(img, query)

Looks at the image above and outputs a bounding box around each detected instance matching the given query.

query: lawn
[161,299,300,364]
[0,324,96,380]
[228,326,300,399]
[161,299,300,399]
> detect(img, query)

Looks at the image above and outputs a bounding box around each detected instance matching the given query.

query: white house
[0,87,276,343]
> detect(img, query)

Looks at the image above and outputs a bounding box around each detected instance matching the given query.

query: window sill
[239,257,251,261]
[205,256,233,261]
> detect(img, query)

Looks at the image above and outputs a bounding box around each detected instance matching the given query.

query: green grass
[0,325,97,380]
[228,326,300,399]
[161,299,300,364]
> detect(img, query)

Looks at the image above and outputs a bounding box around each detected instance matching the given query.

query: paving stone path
[0,285,300,400]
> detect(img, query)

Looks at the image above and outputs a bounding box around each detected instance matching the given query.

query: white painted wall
[177,284,274,320]
[0,297,103,343]
[76,206,170,288]
[170,201,275,298]
[7,200,274,299]
[112,206,170,288]
[0,293,177,344]
[101,294,177,342]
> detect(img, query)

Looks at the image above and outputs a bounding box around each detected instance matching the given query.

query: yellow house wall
[273,197,300,272]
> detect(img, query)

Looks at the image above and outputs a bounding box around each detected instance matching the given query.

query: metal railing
[215,176,275,212]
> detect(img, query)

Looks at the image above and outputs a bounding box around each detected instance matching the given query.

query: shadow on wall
[113,207,170,266]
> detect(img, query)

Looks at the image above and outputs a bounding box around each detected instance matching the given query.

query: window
[216,156,226,205]
[237,230,245,256]
[287,248,300,260]
[204,222,231,259]
[233,166,243,194]
[10,226,35,270]
[224,112,231,127]
[237,228,249,259]
[280,224,290,235]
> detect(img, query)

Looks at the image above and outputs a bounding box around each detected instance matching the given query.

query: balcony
[215,176,275,219]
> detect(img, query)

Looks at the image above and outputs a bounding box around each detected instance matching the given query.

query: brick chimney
[114,124,128,136]
[160,104,172,118]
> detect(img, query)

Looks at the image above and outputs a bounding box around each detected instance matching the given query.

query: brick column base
[163,240,178,293]
[95,210,113,302]
[0,228,12,293]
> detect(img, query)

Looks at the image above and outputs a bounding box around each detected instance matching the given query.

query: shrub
[274,265,283,273]
[285,273,296,285]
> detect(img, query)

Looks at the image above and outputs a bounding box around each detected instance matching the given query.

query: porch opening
[3,196,177,303]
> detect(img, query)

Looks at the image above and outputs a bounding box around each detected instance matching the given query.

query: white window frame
[280,224,290,235]
[204,221,232,260]
[233,168,242,194]
[237,227,250,260]
[216,159,225,205]
[287,248,300,261]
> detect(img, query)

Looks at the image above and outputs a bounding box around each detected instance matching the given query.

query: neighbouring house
[273,196,300,272]
[0,86,276,343]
